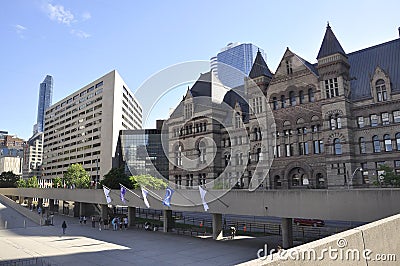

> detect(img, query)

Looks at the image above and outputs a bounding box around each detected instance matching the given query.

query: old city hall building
[166,24,400,190]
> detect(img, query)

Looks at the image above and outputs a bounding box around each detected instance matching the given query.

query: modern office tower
[211,43,266,88]
[22,132,44,181]
[42,70,142,187]
[114,120,169,180]
[35,75,53,134]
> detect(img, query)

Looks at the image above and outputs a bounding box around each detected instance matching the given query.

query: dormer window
[376,79,387,102]
[286,60,293,75]
[184,103,193,119]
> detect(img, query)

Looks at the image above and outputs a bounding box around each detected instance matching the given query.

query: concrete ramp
[0,194,43,226]
[240,213,400,266]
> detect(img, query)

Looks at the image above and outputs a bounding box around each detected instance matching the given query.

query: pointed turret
[249,49,273,79]
[317,23,346,59]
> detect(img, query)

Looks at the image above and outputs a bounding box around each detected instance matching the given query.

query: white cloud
[70,29,91,39]
[81,12,91,21]
[15,24,27,38]
[45,3,74,25]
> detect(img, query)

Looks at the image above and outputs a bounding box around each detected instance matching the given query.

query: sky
[1,0,399,140]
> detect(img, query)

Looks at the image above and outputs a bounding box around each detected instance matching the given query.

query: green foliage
[0,171,19,188]
[212,180,224,189]
[26,176,39,188]
[53,176,62,188]
[100,167,133,189]
[64,164,91,188]
[16,178,27,188]
[375,164,400,187]
[130,175,167,190]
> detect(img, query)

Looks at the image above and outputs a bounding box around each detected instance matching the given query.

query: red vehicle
[294,218,325,227]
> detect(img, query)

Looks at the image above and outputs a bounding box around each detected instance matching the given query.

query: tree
[130,175,167,190]
[16,178,27,188]
[26,176,39,188]
[100,167,132,189]
[376,164,400,187]
[0,171,19,188]
[64,164,90,188]
[53,176,62,188]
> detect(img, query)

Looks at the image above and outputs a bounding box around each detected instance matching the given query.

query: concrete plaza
[0,204,280,266]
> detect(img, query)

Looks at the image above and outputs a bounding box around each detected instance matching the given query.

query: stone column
[128,207,136,227]
[163,210,173,232]
[282,218,293,249]
[37,198,43,208]
[58,200,64,214]
[212,213,223,240]
[100,204,108,220]
[49,199,55,212]
[79,202,85,217]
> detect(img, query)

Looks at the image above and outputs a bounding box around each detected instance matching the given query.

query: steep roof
[317,24,346,59]
[249,50,273,78]
[190,72,211,97]
[348,38,400,101]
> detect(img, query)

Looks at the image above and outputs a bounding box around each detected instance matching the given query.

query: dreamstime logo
[132,60,276,207]
[257,239,397,262]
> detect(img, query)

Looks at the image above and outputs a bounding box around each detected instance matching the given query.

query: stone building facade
[166,25,400,189]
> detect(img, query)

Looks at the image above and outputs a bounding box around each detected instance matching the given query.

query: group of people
[111,216,129,231]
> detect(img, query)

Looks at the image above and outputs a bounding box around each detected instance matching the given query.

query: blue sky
[1,0,399,140]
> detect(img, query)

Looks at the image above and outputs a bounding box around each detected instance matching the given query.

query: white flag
[141,187,150,208]
[103,186,112,204]
[198,186,209,211]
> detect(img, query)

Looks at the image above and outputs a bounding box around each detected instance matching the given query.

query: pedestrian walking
[79,216,83,225]
[98,217,102,231]
[104,218,109,230]
[83,216,87,224]
[123,217,128,230]
[62,221,67,235]
[91,216,96,228]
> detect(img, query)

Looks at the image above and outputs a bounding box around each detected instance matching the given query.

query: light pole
[348,167,362,189]
[96,156,99,189]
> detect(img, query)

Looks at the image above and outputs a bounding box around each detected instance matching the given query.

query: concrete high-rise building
[211,43,266,88]
[22,132,44,180]
[35,75,53,134]
[42,70,142,187]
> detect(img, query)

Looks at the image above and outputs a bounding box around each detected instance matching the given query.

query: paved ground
[0,203,283,266]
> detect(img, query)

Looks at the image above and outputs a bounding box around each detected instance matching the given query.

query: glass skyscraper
[35,75,53,133]
[213,43,265,88]
[114,127,169,180]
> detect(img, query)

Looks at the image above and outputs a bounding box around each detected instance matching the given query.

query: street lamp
[348,167,362,189]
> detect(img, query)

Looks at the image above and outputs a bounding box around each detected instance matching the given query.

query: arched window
[384,134,392,152]
[308,88,315,102]
[274,175,282,187]
[330,114,341,130]
[175,145,183,166]
[396,133,400,151]
[234,112,241,128]
[359,137,366,154]
[255,148,262,162]
[334,138,342,155]
[199,141,206,163]
[373,135,381,153]
[289,91,296,106]
[376,79,387,102]
[272,97,278,110]
[224,153,231,166]
[281,95,286,108]
[299,90,304,104]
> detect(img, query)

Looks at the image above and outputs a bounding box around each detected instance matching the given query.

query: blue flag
[162,187,174,207]
[120,185,126,203]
